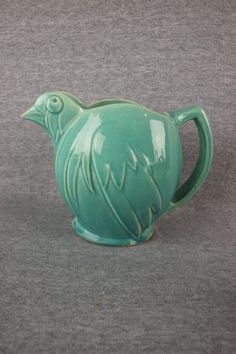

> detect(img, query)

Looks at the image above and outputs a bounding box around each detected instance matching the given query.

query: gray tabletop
[0,0,235,353]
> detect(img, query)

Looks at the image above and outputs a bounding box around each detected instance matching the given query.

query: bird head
[22,91,85,143]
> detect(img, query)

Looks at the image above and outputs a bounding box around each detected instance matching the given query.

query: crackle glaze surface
[22,91,213,246]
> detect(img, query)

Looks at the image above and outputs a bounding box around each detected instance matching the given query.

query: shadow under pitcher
[22,91,213,246]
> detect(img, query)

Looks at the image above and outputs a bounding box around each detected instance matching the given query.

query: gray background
[0,0,235,353]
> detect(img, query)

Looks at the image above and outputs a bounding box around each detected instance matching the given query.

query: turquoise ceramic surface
[22,91,213,246]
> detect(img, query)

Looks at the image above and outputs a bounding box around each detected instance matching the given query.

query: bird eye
[46,95,63,113]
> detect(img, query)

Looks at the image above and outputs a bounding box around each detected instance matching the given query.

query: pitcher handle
[167,105,213,212]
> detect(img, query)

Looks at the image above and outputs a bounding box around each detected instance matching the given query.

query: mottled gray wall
[0,1,235,353]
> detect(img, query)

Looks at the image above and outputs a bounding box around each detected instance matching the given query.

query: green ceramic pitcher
[22,91,213,246]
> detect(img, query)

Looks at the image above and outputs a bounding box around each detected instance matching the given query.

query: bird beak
[21,105,44,124]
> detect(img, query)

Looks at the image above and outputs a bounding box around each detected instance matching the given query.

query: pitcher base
[72,218,154,246]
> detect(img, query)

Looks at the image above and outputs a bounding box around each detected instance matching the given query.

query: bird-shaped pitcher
[22,91,213,246]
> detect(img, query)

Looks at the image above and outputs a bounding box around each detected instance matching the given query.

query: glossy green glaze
[22,91,213,246]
